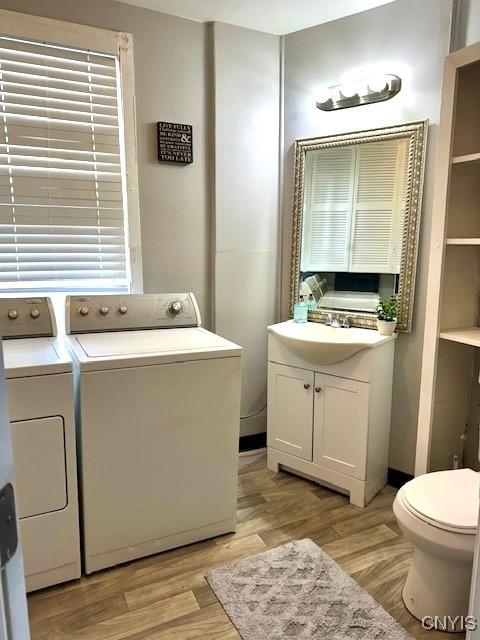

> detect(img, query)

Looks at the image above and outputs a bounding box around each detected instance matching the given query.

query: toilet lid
[403,468,479,533]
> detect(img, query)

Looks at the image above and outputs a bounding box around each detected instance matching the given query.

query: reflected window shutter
[0,36,129,290]
[349,139,408,273]
[301,146,355,272]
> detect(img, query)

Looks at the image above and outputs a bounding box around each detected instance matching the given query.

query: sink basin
[268,320,396,364]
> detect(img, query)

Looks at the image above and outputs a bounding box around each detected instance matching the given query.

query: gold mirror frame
[290,120,428,332]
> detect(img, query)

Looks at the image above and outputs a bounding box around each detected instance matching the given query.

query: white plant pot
[377,319,397,336]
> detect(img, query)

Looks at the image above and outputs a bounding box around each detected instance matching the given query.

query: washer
[65,292,242,574]
[0,297,81,591]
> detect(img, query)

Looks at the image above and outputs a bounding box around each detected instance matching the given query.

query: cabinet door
[313,373,369,479]
[267,363,313,461]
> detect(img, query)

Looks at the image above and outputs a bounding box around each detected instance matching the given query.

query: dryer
[65,292,242,574]
[0,297,81,591]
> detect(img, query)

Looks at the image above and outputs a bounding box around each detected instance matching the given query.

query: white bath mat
[207,538,413,639]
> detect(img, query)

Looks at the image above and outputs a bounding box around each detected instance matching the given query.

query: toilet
[393,468,479,632]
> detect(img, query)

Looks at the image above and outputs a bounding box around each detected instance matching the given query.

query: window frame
[0,8,143,293]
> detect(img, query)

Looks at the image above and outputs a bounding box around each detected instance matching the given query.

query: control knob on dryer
[79,306,89,316]
[100,305,110,315]
[7,309,18,320]
[30,308,40,319]
[118,304,128,315]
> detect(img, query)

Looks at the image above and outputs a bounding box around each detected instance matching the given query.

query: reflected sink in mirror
[268,320,396,365]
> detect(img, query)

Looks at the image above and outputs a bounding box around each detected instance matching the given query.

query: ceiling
[115,0,395,35]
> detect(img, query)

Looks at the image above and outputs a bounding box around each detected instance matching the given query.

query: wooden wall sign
[157,122,193,164]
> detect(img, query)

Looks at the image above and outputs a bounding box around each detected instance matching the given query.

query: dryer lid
[2,337,72,377]
[403,469,479,532]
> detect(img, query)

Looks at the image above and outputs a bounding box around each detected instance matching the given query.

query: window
[0,11,141,293]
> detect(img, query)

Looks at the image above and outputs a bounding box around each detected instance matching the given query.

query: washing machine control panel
[66,293,201,334]
[0,297,56,338]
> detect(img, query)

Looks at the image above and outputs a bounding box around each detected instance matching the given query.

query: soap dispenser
[293,295,308,323]
[307,294,317,310]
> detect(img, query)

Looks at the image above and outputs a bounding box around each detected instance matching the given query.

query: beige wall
[282,0,454,474]
[2,0,474,466]
[0,0,213,326]
[0,2,283,437]
[455,0,480,48]
[212,23,280,436]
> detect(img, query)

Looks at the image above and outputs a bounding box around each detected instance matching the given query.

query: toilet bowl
[393,468,479,633]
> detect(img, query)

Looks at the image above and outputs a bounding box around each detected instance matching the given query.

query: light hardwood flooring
[28,453,460,639]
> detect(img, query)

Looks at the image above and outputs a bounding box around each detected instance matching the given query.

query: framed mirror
[290,120,428,332]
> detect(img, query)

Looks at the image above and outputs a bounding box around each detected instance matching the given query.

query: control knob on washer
[100,305,110,315]
[79,306,89,316]
[168,301,183,316]
[118,304,128,315]
[30,308,40,319]
[7,309,18,320]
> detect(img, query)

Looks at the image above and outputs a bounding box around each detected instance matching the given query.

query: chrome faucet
[331,313,341,328]
[325,312,351,328]
[325,312,341,327]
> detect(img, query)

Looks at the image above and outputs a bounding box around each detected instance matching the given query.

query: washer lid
[77,328,236,357]
[67,327,241,371]
[403,469,479,532]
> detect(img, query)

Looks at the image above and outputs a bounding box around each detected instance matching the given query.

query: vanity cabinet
[267,324,396,507]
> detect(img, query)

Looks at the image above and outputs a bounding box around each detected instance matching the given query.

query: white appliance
[0,297,81,592]
[65,292,242,574]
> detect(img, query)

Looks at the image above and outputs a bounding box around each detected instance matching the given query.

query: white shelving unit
[416,42,480,475]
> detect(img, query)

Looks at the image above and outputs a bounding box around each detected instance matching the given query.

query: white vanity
[267,321,396,507]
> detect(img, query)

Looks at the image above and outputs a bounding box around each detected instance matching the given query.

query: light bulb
[367,74,389,93]
[316,87,331,105]
[339,82,359,99]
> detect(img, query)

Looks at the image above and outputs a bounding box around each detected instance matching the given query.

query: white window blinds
[0,36,129,291]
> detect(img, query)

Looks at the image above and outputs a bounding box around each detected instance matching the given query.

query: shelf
[452,152,480,165]
[446,238,480,245]
[440,327,480,348]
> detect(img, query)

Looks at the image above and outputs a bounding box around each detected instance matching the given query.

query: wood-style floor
[28,452,459,640]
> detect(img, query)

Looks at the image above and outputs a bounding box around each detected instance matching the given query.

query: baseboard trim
[239,432,266,452]
[388,467,413,489]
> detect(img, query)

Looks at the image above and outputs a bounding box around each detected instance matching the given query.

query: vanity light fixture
[316,74,401,111]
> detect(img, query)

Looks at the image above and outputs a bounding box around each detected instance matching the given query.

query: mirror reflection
[300,138,409,314]
[290,121,428,331]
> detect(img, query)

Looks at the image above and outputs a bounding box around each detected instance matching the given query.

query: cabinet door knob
[315,386,322,393]
[303,383,310,389]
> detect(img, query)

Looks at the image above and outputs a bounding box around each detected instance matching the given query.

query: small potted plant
[376,296,398,336]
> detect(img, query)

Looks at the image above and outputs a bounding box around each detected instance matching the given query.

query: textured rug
[207,538,413,640]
